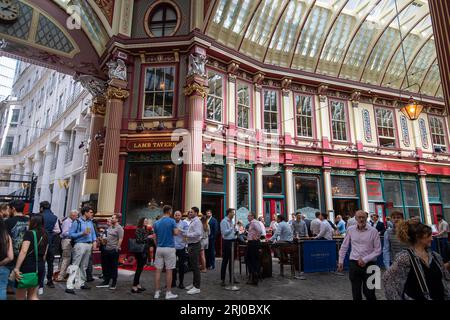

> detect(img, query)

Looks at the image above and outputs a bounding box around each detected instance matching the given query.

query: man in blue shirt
[206,209,218,270]
[335,215,346,235]
[220,208,239,286]
[153,205,180,300]
[172,210,189,289]
[65,206,97,294]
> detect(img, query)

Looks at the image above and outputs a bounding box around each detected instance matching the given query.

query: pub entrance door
[201,194,224,257]
[430,204,443,226]
[263,199,284,227]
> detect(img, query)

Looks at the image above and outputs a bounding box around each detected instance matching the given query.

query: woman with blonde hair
[199,215,210,273]
[383,219,450,300]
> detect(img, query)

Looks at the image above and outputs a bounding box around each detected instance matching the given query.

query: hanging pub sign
[127,140,178,152]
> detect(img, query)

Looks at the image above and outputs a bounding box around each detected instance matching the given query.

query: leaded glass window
[429,116,446,150]
[237,82,250,129]
[207,71,223,122]
[143,66,175,118]
[263,90,278,133]
[295,95,313,138]
[376,108,396,148]
[330,100,347,141]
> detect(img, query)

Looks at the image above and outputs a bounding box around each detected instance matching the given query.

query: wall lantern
[400,98,423,120]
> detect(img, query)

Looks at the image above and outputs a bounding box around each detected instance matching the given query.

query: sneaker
[46,281,55,288]
[96,282,109,288]
[108,286,116,290]
[154,290,160,299]
[187,287,201,295]
[185,284,194,290]
[65,289,76,295]
[38,287,44,295]
[165,292,178,300]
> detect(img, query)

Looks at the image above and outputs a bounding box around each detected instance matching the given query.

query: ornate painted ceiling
[206,0,442,99]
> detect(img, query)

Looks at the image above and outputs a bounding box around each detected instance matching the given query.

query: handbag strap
[31,230,38,273]
[406,248,431,300]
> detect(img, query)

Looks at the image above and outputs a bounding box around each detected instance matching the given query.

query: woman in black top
[14,215,48,300]
[0,218,13,300]
[383,220,450,300]
[131,217,150,293]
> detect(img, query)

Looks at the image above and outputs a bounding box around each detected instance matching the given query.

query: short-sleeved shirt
[153,216,177,248]
[105,224,124,251]
[6,215,29,259]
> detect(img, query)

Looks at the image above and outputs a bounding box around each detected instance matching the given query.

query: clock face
[0,0,19,22]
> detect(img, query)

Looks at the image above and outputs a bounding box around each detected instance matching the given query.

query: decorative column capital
[253,72,265,93]
[318,84,328,102]
[227,61,239,83]
[106,86,130,100]
[90,96,107,115]
[184,74,209,98]
[281,77,292,97]
[351,90,361,107]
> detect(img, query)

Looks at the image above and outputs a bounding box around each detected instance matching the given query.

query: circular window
[145,1,180,37]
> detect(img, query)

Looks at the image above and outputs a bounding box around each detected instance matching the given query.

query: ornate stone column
[281,78,294,144]
[32,153,42,213]
[39,143,55,203]
[253,73,264,140]
[255,164,263,218]
[323,168,333,219]
[318,85,331,149]
[284,165,294,219]
[351,90,363,150]
[183,52,208,212]
[419,174,432,225]
[358,171,369,213]
[83,97,106,196]
[226,160,236,210]
[97,83,129,216]
[52,137,69,217]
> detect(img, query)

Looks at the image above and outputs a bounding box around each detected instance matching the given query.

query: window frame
[328,98,350,143]
[144,0,181,38]
[139,63,178,120]
[293,93,316,139]
[235,79,253,130]
[374,106,399,149]
[261,89,281,135]
[205,68,226,124]
[428,115,448,151]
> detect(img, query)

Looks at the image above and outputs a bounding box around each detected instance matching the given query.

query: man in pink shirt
[337,210,381,301]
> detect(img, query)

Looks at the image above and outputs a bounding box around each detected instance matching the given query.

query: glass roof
[207,0,441,98]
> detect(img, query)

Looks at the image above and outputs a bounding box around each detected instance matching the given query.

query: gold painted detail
[106,86,129,100]
[184,83,208,98]
[90,101,106,115]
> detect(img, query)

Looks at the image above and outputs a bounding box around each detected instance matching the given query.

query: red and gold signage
[329,157,358,169]
[292,154,322,166]
[365,159,417,173]
[127,140,178,152]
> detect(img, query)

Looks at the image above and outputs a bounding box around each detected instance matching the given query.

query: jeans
[246,240,260,274]
[133,252,147,286]
[45,238,55,282]
[172,248,187,286]
[66,243,92,289]
[188,242,201,289]
[102,249,119,286]
[221,239,234,282]
[349,260,377,301]
[206,237,215,269]
[0,266,9,300]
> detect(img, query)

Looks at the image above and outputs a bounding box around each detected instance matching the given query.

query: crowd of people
[0,199,449,301]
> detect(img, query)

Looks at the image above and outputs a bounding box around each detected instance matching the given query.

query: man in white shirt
[310,212,322,236]
[315,212,334,240]
[257,216,267,238]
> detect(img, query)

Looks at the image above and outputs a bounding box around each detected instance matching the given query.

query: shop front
[293,167,323,220]
[262,168,284,227]
[426,176,450,224]
[330,170,359,221]
[122,140,181,225]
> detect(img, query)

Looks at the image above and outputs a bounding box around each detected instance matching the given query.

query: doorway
[201,194,224,257]
[333,199,358,221]
[263,199,284,227]
[430,204,442,226]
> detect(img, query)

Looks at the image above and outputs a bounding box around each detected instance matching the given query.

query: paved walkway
[27,259,386,300]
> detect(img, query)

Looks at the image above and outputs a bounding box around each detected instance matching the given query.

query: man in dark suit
[205,209,219,270]
[370,213,386,236]
[38,201,59,289]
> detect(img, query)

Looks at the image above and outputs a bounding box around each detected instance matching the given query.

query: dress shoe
[65,289,76,294]
[80,285,91,290]
[220,281,226,287]
[131,288,140,293]
[178,284,185,289]
[46,281,55,288]
[86,278,95,283]
[137,287,146,292]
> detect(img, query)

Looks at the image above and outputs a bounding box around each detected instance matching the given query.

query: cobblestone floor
[8,258,386,300]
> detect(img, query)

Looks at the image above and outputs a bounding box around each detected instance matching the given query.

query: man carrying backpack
[56,210,79,282]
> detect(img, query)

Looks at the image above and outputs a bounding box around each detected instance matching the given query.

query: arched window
[147,3,178,37]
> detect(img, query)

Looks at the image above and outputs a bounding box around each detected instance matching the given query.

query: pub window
[375,108,396,148]
[143,66,175,118]
[237,82,250,129]
[263,173,282,194]
[263,90,278,133]
[147,3,178,37]
[236,171,251,226]
[331,176,356,197]
[294,175,321,219]
[367,179,383,201]
[429,116,447,152]
[330,100,347,141]
[206,71,223,123]
[202,165,224,193]
[295,95,313,138]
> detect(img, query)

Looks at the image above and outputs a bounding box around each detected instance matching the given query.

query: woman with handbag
[131,217,150,293]
[0,218,13,300]
[13,215,48,300]
[383,219,450,300]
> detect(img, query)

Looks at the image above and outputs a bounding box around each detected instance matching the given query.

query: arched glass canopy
[207,0,441,98]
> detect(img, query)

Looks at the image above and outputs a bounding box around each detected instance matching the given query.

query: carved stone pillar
[97,82,129,216]
[351,90,363,150]
[318,85,331,149]
[52,138,69,218]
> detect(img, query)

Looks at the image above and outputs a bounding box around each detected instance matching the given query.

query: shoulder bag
[405,248,432,300]
[17,230,39,289]
[128,238,145,253]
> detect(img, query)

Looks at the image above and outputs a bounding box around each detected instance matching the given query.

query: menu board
[331,176,356,197]
[367,179,383,201]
